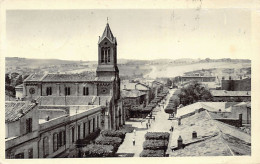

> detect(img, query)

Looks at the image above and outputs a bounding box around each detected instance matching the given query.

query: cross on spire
[107,17,109,24]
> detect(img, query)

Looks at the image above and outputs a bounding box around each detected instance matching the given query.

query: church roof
[24,73,114,83]
[99,23,116,44]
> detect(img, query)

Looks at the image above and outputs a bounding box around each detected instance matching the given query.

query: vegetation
[177,81,213,106]
[82,144,115,157]
[143,140,169,150]
[101,130,126,139]
[140,150,165,157]
[145,132,170,141]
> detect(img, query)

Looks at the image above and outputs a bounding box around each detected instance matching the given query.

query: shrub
[82,144,115,157]
[140,150,165,157]
[95,136,122,147]
[143,140,169,150]
[101,130,126,139]
[145,132,170,141]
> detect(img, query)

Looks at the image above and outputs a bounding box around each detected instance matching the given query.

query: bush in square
[145,132,170,141]
[140,150,165,157]
[143,140,169,150]
[82,144,115,157]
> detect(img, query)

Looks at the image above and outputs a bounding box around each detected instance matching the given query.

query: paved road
[117,89,176,157]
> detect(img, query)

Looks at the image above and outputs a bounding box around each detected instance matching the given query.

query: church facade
[21,23,124,130]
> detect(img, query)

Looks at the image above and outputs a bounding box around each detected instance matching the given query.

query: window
[58,131,62,148]
[43,137,49,157]
[83,123,86,138]
[63,131,66,145]
[28,148,33,158]
[65,87,70,96]
[93,118,95,132]
[46,87,52,95]
[15,152,24,159]
[53,133,58,152]
[53,131,66,152]
[26,118,32,133]
[78,125,81,140]
[71,127,75,143]
[88,120,91,134]
[83,87,89,96]
[97,116,99,129]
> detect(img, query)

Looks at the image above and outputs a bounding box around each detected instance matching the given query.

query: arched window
[43,137,49,157]
[108,48,110,62]
[104,48,107,63]
[101,48,104,63]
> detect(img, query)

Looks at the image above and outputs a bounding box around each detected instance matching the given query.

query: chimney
[178,118,181,125]
[192,131,197,139]
[229,76,231,80]
[177,136,183,149]
[45,116,50,121]
[239,113,242,127]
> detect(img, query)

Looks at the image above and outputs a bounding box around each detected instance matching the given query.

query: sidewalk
[117,89,176,157]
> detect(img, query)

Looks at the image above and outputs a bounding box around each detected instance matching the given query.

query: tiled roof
[121,90,146,98]
[121,82,150,91]
[210,90,251,97]
[42,73,96,82]
[38,96,94,105]
[176,102,231,118]
[5,101,37,123]
[24,74,46,82]
[170,110,251,156]
[24,73,116,83]
[37,96,112,106]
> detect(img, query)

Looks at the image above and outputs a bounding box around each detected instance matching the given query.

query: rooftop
[170,110,251,156]
[176,102,233,118]
[24,72,115,83]
[37,96,112,106]
[210,90,251,97]
[5,101,37,123]
[121,90,146,98]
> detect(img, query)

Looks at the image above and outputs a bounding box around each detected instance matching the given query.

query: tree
[177,81,213,105]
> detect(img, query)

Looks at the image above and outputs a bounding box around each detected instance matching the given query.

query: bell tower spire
[96,23,119,77]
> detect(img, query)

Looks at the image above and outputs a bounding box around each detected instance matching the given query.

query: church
[20,23,124,130]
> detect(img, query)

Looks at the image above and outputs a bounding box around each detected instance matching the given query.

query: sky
[6,9,252,61]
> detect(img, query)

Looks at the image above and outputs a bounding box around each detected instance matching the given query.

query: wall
[229,106,251,124]
[221,78,251,91]
[15,89,23,99]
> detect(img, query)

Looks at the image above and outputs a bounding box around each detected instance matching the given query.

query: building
[121,90,146,118]
[169,110,251,156]
[221,78,251,91]
[5,101,103,158]
[210,90,251,102]
[180,76,216,84]
[18,23,124,130]
[176,101,251,127]
[15,84,23,99]
[121,80,151,105]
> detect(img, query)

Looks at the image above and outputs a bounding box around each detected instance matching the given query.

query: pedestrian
[141,120,143,125]
[153,117,155,121]
[148,123,151,128]
[133,138,135,146]
[133,129,136,136]
[146,123,148,129]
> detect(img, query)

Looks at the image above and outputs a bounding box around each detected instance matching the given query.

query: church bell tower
[96,23,119,78]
